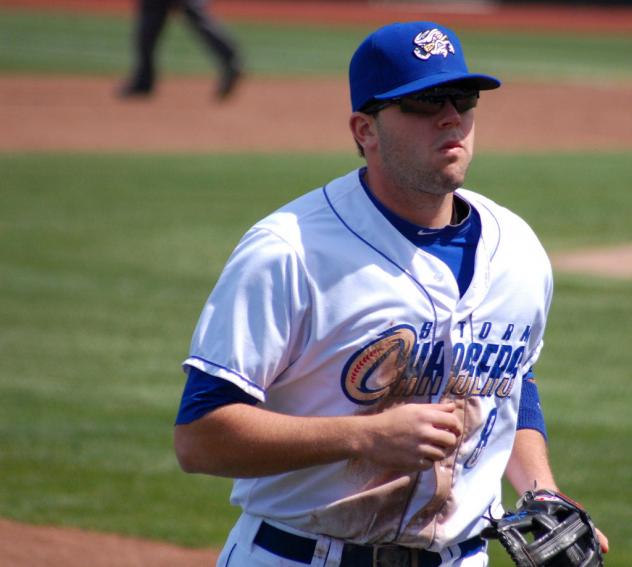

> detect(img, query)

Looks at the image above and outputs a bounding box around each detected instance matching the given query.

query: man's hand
[359,402,462,471]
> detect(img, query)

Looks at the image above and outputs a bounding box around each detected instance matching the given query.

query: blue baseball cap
[349,22,501,112]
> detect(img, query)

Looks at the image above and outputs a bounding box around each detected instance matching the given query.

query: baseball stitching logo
[341,325,417,405]
[413,29,455,60]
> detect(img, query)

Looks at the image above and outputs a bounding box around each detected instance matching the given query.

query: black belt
[253,520,485,566]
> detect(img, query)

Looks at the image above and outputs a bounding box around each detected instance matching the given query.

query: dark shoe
[117,80,153,98]
[215,65,242,100]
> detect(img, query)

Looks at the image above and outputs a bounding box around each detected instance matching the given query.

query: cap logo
[413,28,455,61]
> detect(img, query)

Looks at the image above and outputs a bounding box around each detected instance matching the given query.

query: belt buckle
[372,545,415,567]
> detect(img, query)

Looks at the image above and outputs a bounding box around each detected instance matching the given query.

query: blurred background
[1,1,631,565]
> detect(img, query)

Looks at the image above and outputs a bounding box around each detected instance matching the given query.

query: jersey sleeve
[175,367,258,425]
[517,367,547,439]
[183,227,311,402]
[519,244,554,375]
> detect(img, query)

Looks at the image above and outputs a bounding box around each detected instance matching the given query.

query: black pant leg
[131,0,173,88]
[179,0,240,68]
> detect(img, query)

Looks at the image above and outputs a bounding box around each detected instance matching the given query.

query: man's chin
[439,164,468,191]
[437,172,466,193]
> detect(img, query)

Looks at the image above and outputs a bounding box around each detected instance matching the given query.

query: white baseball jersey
[183,168,553,551]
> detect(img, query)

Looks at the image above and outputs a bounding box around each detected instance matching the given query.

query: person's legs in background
[181,0,243,99]
[119,0,172,96]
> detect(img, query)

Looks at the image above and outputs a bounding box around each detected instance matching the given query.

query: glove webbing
[527,512,588,564]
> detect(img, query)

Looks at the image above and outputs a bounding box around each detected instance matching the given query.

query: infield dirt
[3,76,632,154]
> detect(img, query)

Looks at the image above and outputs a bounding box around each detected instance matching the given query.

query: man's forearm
[174,401,463,478]
[505,428,558,494]
[174,403,362,478]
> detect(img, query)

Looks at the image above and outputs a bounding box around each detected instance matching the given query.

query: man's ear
[349,112,378,156]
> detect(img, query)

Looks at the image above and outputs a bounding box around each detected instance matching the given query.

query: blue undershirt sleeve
[175,366,258,425]
[517,367,548,440]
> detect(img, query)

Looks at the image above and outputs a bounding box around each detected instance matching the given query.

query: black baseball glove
[481,489,603,566]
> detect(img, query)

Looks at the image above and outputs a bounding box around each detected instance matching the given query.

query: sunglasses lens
[453,93,479,113]
[400,89,479,115]
[399,98,444,115]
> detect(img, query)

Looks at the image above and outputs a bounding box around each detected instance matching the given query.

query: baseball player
[118,0,241,99]
[174,22,608,566]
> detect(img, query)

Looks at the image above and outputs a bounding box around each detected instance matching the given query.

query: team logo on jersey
[413,29,455,61]
[341,322,531,406]
[341,325,417,405]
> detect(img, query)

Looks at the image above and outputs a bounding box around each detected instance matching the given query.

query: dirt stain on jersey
[306,386,485,546]
[402,395,484,545]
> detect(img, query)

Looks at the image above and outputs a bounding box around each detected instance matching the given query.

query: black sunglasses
[362,86,480,116]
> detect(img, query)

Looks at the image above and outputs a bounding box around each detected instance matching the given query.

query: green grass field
[1,5,631,565]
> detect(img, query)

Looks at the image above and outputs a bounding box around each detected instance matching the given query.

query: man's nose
[438,99,462,127]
